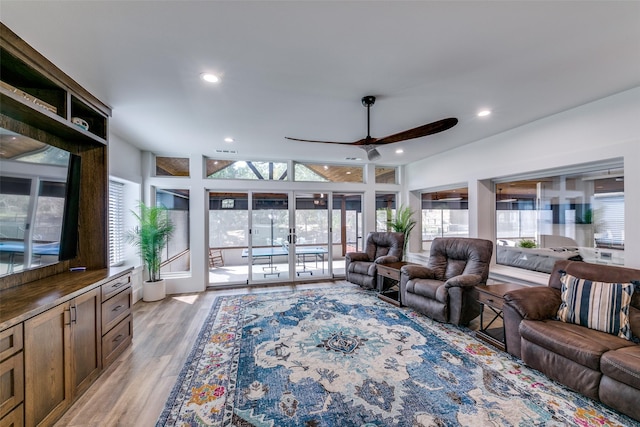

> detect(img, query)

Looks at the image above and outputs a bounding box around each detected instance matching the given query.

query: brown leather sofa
[345,231,404,289]
[400,237,493,326]
[503,260,640,421]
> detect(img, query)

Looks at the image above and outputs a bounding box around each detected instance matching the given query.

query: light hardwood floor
[54,280,494,426]
[54,281,346,426]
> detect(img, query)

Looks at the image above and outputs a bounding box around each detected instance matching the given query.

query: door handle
[71,303,78,324]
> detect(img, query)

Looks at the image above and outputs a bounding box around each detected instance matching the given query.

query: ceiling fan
[285,96,458,161]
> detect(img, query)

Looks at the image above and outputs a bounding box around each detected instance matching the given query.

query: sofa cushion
[601,346,640,390]
[519,319,631,370]
[557,273,635,340]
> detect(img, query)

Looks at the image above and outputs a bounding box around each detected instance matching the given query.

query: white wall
[108,133,144,301]
[404,87,640,269]
[109,134,143,184]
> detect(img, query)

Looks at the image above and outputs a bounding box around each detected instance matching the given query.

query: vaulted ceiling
[2,1,639,166]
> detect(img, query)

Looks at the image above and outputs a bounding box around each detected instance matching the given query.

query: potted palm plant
[126,201,174,302]
[387,205,416,260]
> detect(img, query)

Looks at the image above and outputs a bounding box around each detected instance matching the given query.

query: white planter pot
[142,279,166,302]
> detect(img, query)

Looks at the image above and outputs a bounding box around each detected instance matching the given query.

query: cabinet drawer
[102,287,131,334]
[101,274,131,302]
[102,314,132,368]
[0,352,23,420]
[377,267,400,281]
[0,403,23,427]
[476,291,504,310]
[0,326,22,363]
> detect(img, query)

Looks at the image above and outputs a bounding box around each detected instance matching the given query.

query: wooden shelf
[378,290,401,307]
[1,26,109,146]
[1,90,107,146]
[475,328,505,351]
[70,95,108,140]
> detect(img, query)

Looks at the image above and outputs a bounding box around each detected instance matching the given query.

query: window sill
[489,265,548,286]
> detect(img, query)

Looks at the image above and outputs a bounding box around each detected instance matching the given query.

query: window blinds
[108,180,125,266]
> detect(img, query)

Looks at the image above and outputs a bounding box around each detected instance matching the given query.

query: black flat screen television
[0,127,81,276]
[59,153,81,261]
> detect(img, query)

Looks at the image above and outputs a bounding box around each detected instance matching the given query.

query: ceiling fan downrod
[361,96,376,140]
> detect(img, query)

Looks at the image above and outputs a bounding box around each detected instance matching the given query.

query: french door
[249,192,330,283]
[208,191,363,286]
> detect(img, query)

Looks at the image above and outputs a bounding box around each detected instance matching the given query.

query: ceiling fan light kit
[286,96,458,161]
[364,145,381,161]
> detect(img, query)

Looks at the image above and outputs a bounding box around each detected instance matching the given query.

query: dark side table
[376,261,417,306]
[475,283,527,351]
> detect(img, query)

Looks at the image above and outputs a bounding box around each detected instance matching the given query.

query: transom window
[156,156,190,177]
[206,159,287,180]
[294,163,363,183]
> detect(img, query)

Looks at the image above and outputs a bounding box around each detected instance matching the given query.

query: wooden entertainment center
[0,23,133,426]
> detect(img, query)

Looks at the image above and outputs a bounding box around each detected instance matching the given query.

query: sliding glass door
[293,192,330,280]
[331,193,363,275]
[250,192,291,282]
[208,192,249,284]
[208,190,361,286]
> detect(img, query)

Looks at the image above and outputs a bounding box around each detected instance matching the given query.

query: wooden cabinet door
[24,304,71,427]
[70,288,101,396]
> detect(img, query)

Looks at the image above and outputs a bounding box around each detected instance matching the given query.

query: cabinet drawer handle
[110,281,126,290]
[112,305,124,312]
[113,334,124,343]
[486,298,494,303]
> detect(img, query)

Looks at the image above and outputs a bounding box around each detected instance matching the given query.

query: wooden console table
[475,283,527,351]
[376,261,417,306]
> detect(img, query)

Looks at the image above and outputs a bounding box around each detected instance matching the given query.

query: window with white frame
[375,193,397,231]
[494,164,624,272]
[420,187,469,250]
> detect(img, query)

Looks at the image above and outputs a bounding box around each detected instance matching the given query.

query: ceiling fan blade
[285,136,354,145]
[375,117,458,145]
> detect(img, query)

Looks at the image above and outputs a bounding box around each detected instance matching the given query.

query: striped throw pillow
[557,272,635,340]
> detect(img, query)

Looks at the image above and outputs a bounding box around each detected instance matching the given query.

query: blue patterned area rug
[157,285,638,426]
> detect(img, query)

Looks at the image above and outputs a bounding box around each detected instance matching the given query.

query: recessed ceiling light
[201,73,220,83]
[323,165,328,170]
[477,109,491,117]
[224,137,234,143]
[395,148,404,154]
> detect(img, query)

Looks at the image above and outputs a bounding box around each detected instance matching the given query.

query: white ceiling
[2,1,639,166]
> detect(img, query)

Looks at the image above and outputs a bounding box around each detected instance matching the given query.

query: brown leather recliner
[503,260,640,421]
[400,237,493,326]
[345,231,404,289]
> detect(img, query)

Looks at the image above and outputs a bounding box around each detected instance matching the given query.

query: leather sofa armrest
[503,287,562,321]
[444,274,482,288]
[375,255,400,264]
[400,265,435,280]
[345,252,370,262]
[503,287,561,359]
